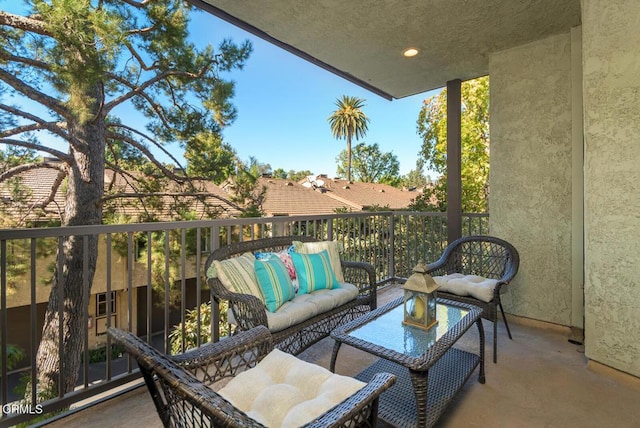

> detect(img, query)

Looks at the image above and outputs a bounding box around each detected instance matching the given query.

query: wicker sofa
[205,236,377,355]
[108,326,396,427]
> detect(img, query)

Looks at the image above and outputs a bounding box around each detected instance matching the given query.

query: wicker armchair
[108,326,395,427]
[426,235,520,363]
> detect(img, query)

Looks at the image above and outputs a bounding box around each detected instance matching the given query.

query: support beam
[570,26,584,339]
[447,79,462,244]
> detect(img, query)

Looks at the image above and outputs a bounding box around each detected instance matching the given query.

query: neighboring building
[309,175,420,211]
[260,177,350,215]
[259,175,421,216]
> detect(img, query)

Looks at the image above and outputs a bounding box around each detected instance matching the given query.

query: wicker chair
[108,326,395,427]
[426,235,520,363]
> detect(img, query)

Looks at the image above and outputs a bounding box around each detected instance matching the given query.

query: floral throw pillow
[255,247,296,280]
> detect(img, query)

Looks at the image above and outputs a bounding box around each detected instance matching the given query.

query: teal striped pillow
[292,240,344,283]
[291,250,339,294]
[254,257,295,312]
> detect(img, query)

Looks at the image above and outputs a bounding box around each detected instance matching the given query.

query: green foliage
[416,76,490,212]
[272,168,313,182]
[185,131,236,184]
[287,170,313,182]
[402,158,432,189]
[1,0,252,215]
[169,301,229,354]
[86,344,125,363]
[1,343,25,371]
[328,96,370,182]
[336,142,400,184]
[226,157,266,218]
[272,168,287,179]
[0,147,39,169]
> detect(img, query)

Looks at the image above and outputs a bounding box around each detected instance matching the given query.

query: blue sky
[1,3,440,178]
[187,10,440,177]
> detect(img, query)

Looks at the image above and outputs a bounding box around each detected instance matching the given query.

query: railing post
[389,213,396,280]
[1,240,7,407]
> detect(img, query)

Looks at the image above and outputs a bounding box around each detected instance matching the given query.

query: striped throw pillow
[292,240,344,283]
[254,257,295,312]
[209,253,265,303]
[291,250,339,294]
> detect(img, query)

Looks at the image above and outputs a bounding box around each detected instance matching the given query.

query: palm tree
[328,96,370,182]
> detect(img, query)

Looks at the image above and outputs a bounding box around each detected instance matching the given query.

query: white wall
[489,32,575,325]
[582,0,640,377]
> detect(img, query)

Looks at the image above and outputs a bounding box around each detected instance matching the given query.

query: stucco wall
[489,33,574,325]
[582,0,640,377]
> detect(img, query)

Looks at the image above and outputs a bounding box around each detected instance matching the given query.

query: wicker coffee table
[330,296,485,428]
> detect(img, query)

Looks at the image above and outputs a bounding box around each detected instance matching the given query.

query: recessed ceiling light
[403,48,419,57]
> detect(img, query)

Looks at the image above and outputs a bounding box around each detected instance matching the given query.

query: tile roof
[310,177,420,211]
[1,168,422,225]
[0,167,241,224]
[258,176,421,216]
[259,177,353,216]
[0,167,67,223]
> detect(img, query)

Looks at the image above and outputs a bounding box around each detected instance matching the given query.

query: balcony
[45,285,640,427]
[2,212,640,426]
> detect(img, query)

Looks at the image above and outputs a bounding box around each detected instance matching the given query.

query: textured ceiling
[193,0,581,99]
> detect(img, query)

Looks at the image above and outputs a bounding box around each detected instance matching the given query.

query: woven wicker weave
[427,235,520,363]
[204,236,377,356]
[331,297,485,428]
[108,326,396,427]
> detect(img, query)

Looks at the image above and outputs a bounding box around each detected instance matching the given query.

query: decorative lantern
[402,262,439,331]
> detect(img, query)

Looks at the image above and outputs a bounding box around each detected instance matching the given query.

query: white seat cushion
[433,273,499,303]
[265,282,359,332]
[218,349,365,428]
[227,283,360,333]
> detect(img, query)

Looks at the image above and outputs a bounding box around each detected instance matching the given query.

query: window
[96,291,117,317]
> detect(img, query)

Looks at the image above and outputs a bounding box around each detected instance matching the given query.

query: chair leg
[493,320,498,364]
[499,302,513,340]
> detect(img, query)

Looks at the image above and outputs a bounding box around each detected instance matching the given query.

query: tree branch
[103,162,143,193]
[0,48,52,71]
[0,160,66,183]
[0,139,70,162]
[127,25,155,35]
[101,191,242,211]
[105,129,187,183]
[103,74,172,127]
[0,69,68,118]
[103,64,210,112]
[123,42,155,72]
[0,10,51,37]
[0,104,77,145]
[30,169,67,210]
[102,164,159,220]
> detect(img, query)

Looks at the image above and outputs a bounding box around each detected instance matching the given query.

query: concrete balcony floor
[46,285,640,428]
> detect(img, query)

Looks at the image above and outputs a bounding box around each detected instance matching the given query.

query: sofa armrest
[341,260,377,310]
[173,325,273,385]
[208,276,269,332]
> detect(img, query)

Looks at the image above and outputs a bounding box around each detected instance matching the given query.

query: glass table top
[348,302,469,358]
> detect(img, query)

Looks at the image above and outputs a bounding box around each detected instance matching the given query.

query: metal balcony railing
[0,211,488,426]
